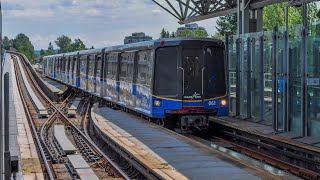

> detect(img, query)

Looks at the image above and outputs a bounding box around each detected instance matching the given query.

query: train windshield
[205,47,226,98]
[154,47,178,97]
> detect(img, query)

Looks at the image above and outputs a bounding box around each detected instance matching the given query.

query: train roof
[79,48,105,55]
[43,37,224,59]
[64,51,79,56]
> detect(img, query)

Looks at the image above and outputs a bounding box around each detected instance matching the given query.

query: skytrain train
[43,38,228,131]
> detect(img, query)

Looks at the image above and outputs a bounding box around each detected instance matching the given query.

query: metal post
[272,27,279,131]
[301,0,308,136]
[256,8,263,32]
[247,37,252,118]
[259,35,265,121]
[284,5,289,132]
[225,34,229,98]
[236,38,241,116]
[225,34,231,115]
[237,0,242,37]
[0,0,3,178]
[242,0,250,34]
[3,73,10,180]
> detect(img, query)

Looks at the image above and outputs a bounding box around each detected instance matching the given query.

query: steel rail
[210,122,320,180]
[211,135,320,179]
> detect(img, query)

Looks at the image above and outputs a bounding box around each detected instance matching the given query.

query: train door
[95,54,102,95]
[88,54,96,92]
[80,55,88,90]
[182,48,204,107]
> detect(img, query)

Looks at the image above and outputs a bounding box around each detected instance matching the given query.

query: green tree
[263,3,319,31]
[47,42,55,55]
[212,33,224,40]
[194,30,209,37]
[2,36,13,50]
[176,29,208,38]
[12,33,35,62]
[55,35,72,53]
[216,14,237,36]
[160,28,170,38]
[40,49,45,56]
[176,30,194,37]
[214,3,319,35]
[70,38,87,51]
[170,32,175,38]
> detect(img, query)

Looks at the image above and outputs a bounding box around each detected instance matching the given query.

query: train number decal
[208,101,216,106]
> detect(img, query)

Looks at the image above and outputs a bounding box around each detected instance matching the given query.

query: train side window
[154,47,178,96]
[56,58,59,72]
[120,53,127,82]
[73,57,77,74]
[96,55,102,79]
[103,54,108,80]
[88,55,95,77]
[54,58,58,72]
[80,55,87,75]
[137,50,153,87]
[69,57,73,73]
[120,52,134,82]
[59,58,62,72]
[67,57,71,73]
[64,57,68,72]
[107,53,118,80]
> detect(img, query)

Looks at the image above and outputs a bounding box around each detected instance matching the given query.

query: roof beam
[179,7,237,24]
[153,0,318,25]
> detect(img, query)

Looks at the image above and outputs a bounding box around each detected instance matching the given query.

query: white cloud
[152,9,162,14]
[85,9,103,17]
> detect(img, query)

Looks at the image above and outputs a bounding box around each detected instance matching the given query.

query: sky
[3,1,319,50]
[2,0,219,50]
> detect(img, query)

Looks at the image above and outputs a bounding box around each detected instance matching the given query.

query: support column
[301,1,308,136]
[256,8,263,32]
[242,0,250,34]
[237,0,242,36]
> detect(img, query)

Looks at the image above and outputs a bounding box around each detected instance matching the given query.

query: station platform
[91,105,297,180]
[210,116,320,151]
[2,53,44,179]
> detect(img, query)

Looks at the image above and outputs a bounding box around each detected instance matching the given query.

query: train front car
[152,38,228,131]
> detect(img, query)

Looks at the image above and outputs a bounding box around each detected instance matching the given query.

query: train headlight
[220,99,227,106]
[154,100,162,107]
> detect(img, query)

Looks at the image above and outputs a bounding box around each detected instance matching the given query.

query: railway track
[206,122,320,180]
[11,52,129,180]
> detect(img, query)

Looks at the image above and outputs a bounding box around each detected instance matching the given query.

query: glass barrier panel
[228,36,237,115]
[288,25,303,133]
[263,32,273,123]
[240,34,250,117]
[251,32,263,119]
[307,22,320,137]
[277,27,286,130]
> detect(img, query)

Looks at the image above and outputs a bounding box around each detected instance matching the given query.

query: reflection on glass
[307,22,320,137]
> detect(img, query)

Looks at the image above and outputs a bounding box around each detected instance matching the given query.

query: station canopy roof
[152,0,312,24]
